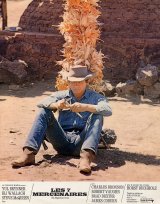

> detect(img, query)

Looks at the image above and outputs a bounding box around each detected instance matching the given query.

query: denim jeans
[24,108,103,156]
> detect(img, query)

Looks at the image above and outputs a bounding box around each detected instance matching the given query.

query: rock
[5,26,22,32]
[9,140,16,145]
[39,161,51,168]
[101,129,117,145]
[116,82,126,96]
[116,80,143,96]
[101,80,116,96]
[136,64,158,86]
[0,58,28,84]
[9,128,20,133]
[144,82,160,99]
[0,98,6,101]
[18,172,22,174]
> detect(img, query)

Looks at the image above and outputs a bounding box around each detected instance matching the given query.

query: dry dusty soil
[0,80,160,181]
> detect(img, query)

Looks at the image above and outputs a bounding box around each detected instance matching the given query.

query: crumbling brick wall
[101,0,160,39]
[1,0,160,82]
[19,0,160,38]
[100,0,160,82]
[19,0,63,34]
[1,31,64,79]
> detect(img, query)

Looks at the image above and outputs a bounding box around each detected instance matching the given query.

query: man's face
[68,80,87,95]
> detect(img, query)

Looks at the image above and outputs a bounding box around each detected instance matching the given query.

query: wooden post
[0,1,2,18]
[2,0,7,30]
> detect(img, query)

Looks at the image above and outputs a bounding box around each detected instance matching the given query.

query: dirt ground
[5,0,32,27]
[0,0,160,181]
[0,80,160,181]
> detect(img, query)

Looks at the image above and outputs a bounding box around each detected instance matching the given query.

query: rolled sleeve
[37,91,67,109]
[37,94,57,108]
[95,98,112,117]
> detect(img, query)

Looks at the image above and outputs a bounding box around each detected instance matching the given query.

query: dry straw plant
[56,0,105,92]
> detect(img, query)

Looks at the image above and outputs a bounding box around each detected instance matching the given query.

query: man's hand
[49,100,97,113]
[70,103,98,113]
[55,99,70,110]
[49,99,70,111]
[70,102,85,112]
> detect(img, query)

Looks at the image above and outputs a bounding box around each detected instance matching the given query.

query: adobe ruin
[0,0,160,83]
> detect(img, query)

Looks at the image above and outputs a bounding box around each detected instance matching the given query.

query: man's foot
[11,148,35,168]
[79,149,95,173]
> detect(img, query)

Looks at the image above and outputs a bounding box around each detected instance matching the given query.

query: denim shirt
[37,89,112,131]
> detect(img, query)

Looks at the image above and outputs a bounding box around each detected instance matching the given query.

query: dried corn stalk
[56,0,105,92]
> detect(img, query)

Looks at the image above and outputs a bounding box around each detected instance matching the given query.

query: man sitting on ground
[12,65,112,173]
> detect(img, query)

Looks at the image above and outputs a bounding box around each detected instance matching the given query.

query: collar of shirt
[65,89,90,102]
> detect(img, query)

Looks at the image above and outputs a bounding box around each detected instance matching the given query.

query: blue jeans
[24,108,103,156]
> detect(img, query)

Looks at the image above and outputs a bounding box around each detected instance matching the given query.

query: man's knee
[90,114,103,126]
[38,108,52,116]
[37,108,55,123]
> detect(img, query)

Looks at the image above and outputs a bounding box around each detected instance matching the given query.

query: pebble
[18,172,22,174]
[0,98,6,101]
[9,128,19,133]
[39,161,51,168]
[9,140,16,145]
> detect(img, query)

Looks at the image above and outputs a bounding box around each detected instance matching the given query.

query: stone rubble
[136,64,159,86]
[0,57,28,84]
[114,64,160,99]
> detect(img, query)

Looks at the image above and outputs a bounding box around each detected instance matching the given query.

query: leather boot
[11,147,35,168]
[79,149,95,173]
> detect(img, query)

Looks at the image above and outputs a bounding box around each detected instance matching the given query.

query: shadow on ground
[36,154,78,168]
[36,148,160,172]
[93,148,160,171]
[0,80,159,107]
[0,79,56,98]
[109,96,160,107]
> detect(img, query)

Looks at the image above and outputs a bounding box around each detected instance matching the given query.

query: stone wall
[1,0,160,82]
[19,0,64,35]
[100,0,160,82]
[100,0,160,39]
[0,31,64,79]
[100,37,160,82]
[19,0,160,38]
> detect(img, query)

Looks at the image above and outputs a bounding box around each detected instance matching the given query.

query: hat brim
[67,74,93,82]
